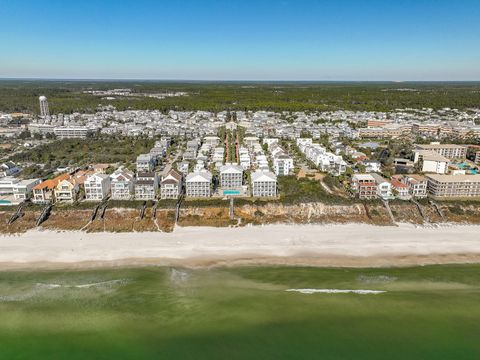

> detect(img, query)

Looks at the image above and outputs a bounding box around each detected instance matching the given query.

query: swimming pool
[453,162,478,174]
[456,162,469,169]
[223,190,241,195]
[0,200,12,205]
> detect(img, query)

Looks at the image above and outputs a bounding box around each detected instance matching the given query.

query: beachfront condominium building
[251,170,277,197]
[0,177,41,201]
[110,168,135,200]
[219,164,243,188]
[390,177,411,200]
[351,174,377,200]
[426,174,480,198]
[84,173,111,201]
[160,169,183,199]
[186,170,212,198]
[53,178,79,202]
[12,178,41,201]
[135,172,158,200]
[414,144,467,161]
[405,174,428,198]
[392,174,428,199]
[39,96,49,117]
[371,173,394,200]
[32,173,71,204]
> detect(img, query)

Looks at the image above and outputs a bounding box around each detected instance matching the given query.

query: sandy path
[1,223,480,269]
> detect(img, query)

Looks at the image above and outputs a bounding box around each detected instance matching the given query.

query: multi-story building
[219,164,243,188]
[351,174,377,200]
[390,177,411,200]
[359,124,411,139]
[415,144,467,161]
[0,177,41,201]
[53,126,93,139]
[411,123,441,138]
[212,147,225,165]
[367,119,393,127]
[238,146,251,170]
[269,143,294,176]
[110,168,135,200]
[467,146,480,165]
[53,178,79,202]
[136,154,155,172]
[160,169,183,199]
[186,170,212,198]
[371,173,394,200]
[203,136,220,148]
[426,174,480,198]
[362,160,382,173]
[407,175,428,198]
[251,170,277,197]
[414,150,449,174]
[0,177,19,195]
[13,179,42,201]
[135,172,158,200]
[32,173,71,203]
[84,173,111,201]
[299,141,347,176]
[273,154,294,176]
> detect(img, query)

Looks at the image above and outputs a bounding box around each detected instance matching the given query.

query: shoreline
[2,223,480,270]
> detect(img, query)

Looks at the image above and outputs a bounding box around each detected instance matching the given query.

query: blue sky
[0,0,479,80]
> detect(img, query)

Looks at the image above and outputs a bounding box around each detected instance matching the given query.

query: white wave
[35,279,128,289]
[74,279,127,288]
[286,288,386,295]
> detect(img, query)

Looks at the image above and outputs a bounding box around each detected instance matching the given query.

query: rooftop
[426,174,480,183]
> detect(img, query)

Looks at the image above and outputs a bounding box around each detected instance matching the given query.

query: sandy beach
[1,223,480,269]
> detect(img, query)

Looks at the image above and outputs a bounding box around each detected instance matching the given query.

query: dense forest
[0,80,479,114]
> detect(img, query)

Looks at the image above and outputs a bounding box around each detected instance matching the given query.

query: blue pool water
[0,200,12,205]
[223,190,241,195]
[453,162,478,174]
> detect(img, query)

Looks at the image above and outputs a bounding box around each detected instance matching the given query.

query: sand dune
[1,223,480,269]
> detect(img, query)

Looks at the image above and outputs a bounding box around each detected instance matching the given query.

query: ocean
[0,265,479,359]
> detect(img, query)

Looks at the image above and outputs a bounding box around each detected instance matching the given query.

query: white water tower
[39,95,50,117]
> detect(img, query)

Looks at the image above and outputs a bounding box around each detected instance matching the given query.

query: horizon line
[1,77,480,83]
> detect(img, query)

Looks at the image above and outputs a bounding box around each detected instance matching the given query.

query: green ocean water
[0,265,479,359]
